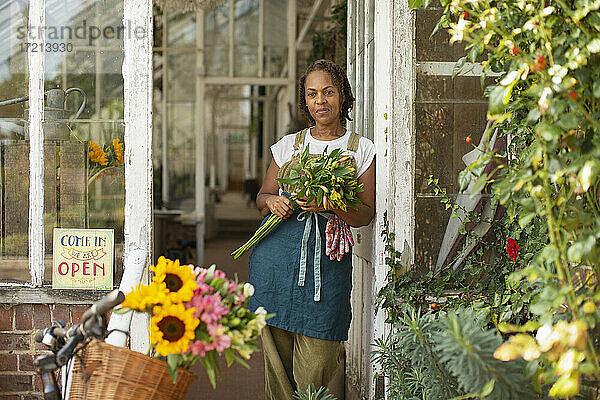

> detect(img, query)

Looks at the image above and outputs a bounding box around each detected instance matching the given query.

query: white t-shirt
[271,128,376,178]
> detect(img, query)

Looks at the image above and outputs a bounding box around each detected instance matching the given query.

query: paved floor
[185,192,266,399]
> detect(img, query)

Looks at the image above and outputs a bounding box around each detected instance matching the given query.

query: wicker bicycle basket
[69,340,195,400]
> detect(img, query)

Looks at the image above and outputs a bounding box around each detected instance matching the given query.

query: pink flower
[213,269,226,280]
[188,293,229,323]
[213,333,232,352]
[189,340,216,357]
[227,281,241,295]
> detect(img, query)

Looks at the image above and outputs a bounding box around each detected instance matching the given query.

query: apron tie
[297,211,329,301]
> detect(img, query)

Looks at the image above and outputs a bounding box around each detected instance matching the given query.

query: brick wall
[0,303,90,400]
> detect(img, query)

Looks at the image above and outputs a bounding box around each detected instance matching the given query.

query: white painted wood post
[390,0,416,258]
[27,0,45,287]
[106,0,153,352]
[371,0,393,397]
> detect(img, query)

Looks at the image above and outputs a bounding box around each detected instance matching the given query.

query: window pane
[0,0,30,282]
[42,0,125,287]
[167,11,197,48]
[264,0,288,78]
[167,51,196,103]
[166,103,195,209]
[234,0,259,77]
[204,2,230,76]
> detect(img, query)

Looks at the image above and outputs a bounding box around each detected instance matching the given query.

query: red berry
[466,137,472,144]
[535,55,547,71]
[511,47,520,56]
[569,91,578,99]
[430,303,438,310]
[462,11,470,19]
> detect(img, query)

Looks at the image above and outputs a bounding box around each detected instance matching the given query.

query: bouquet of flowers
[88,138,125,184]
[231,146,363,259]
[119,256,268,387]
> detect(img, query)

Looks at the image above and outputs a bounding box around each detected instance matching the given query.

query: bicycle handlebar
[36,289,125,367]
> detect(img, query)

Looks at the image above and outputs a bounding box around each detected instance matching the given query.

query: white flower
[524,20,536,31]
[556,350,578,375]
[536,324,559,351]
[538,86,552,113]
[243,282,255,297]
[449,18,470,43]
[541,6,555,16]
[549,64,568,84]
[580,161,595,192]
[512,27,522,34]
[500,70,520,86]
[255,306,267,315]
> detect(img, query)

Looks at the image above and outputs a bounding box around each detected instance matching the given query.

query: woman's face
[304,70,342,126]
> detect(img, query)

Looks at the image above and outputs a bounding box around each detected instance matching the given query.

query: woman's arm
[256,158,295,219]
[296,157,376,227]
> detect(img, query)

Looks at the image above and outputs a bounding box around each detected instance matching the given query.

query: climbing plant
[383,0,600,397]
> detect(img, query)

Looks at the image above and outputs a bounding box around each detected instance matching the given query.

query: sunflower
[150,303,199,356]
[113,138,124,164]
[121,281,169,311]
[89,141,108,165]
[151,256,197,303]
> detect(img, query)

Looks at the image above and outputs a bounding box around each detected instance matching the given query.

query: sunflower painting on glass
[119,257,269,386]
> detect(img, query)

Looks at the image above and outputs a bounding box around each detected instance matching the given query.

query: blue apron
[248,209,353,341]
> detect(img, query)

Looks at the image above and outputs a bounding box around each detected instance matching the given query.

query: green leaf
[526,108,541,124]
[167,354,179,383]
[593,81,600,98]
[452,57,467,79]
[488,85,512,116]
[199,357,217,388]
[481,379,495,396]
[536,122,561,142]
[557,113,578,130]
[205,264,216,282]
[458,170,472,192]
[225,348,235,367]
[518,212,536,228]
[408,0,423,10]
[470,174,488,197]
[468,45,480,63]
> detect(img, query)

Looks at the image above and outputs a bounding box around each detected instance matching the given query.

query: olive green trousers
[261,325,341,400]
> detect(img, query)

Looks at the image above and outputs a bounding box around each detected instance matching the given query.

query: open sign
[52,228,114,290]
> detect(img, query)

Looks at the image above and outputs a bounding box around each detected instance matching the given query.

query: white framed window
[0,0,152,294]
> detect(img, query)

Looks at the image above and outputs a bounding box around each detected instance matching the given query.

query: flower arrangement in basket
[231,146,363,259]
[120,256,268,387]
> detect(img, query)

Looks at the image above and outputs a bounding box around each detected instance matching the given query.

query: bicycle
[34,289,125,400]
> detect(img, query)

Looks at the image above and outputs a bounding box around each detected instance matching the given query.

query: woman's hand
[266,195,294,219]
[295,197,326,213]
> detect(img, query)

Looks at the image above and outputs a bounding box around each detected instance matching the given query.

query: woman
[248,59,375,399]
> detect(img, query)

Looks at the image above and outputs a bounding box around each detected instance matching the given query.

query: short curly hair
[298,59,355,126]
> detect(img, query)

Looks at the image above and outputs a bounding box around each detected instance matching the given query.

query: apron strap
[297,211,329,302]
[346,132,360,152]
[293,129,308,154]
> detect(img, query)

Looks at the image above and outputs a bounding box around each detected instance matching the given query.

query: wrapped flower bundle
[325,214,355,261]
[231,146,363,259]
[120,256,268,387]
